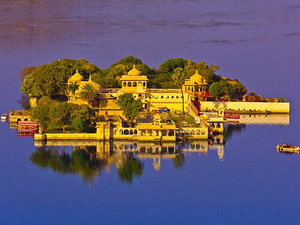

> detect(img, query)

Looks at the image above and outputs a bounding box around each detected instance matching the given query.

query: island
[10,56,289,142]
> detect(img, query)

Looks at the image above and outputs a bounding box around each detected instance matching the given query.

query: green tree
[31,97,58,132]
[231,82,247,100]
[209,82,225,100]
[48,102,76,133]
[70,104,95,132]
[158,58,186,74]
[220,81,233,100]
[117,94,143,127]
[21,59,103,97]
[80,83,97,103]
[172,67,186,114]
[67,81,80,103]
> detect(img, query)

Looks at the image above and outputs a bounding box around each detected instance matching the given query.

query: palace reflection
[32,137,226,184]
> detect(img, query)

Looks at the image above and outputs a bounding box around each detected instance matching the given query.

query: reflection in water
[32,139,225,183]
[223,124,246,141]
[30,146,107,184]
[239,114,290,125]
[117,152,143,183]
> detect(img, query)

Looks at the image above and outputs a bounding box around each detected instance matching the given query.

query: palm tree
[172,67,186,114]
[80,83,97,104]
[67,81,79,103]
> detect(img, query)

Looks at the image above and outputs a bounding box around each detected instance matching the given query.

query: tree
[48,102,76,133]
[18,94,30,110]
[158,58,186,74]
[70,104,95,132]
[231,83,247,100]
[220,81,233,100]
[21,59,103,97]
[117,93,143,127]
[18,66,36,81]
[172,67,186,114]
[67,81,80,103]
[209,82,224,100]
[80,83,97,103]
[31,97,58,132]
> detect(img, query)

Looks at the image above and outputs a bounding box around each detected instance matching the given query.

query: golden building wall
[200,101,290,113]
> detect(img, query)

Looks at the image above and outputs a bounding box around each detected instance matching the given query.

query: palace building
[66,65,208,116]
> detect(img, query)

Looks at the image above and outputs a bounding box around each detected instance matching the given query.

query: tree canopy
[21,59,103,97]
[20,56,247,101]
[117,93,143,127]
[31,97,95,133]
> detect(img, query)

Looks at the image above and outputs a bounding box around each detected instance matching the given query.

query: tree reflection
[223,124,246,141]
[30,146,107,183]
[172,152,185,170]
[117,152,144,184]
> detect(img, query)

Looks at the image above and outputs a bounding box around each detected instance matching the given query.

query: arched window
[123,82,127,87]
[124,129,129,135]
[128,82,132,87]
[133,82,137,87]
[161,96,164,99]
[143,82,146,87]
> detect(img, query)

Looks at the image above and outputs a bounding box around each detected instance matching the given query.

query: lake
[1,0,300,224]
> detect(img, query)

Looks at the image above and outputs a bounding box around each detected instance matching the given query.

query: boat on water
[1,114,8,122]
[276,144,300,153]
[17,121,39,137]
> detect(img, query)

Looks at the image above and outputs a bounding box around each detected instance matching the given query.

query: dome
[86,74,101,92]
[128,65,141,76]
[190,70,204,84]
[68,69,84,83]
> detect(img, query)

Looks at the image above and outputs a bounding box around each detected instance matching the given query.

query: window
[123,82,127,87]
[143,82,146,87]
[128,82,132,87]
[161,96,164,99]
[133,82,137,87]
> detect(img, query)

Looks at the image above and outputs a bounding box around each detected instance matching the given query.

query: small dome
[68,69,84,83]
[86,74,101,92]
[128,65,141,76]
[190,70,204,84]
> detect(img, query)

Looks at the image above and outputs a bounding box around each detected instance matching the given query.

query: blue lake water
[1,0,300,224]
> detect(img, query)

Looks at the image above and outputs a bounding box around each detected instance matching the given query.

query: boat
[17,121,39,137]
[276,144,300,153]
[1,113,8,122]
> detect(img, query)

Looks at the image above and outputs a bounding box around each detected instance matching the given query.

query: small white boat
[1,114,8,122]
